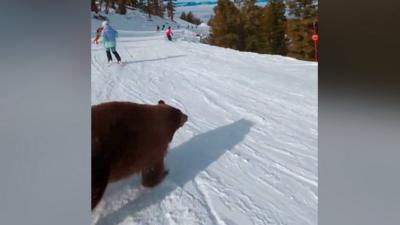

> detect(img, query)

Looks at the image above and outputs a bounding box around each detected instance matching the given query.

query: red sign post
[312,22,318,62]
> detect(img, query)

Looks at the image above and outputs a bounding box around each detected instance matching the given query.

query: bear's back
[91,101,173,181]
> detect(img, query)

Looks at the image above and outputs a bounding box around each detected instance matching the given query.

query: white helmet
[102,20,109,27]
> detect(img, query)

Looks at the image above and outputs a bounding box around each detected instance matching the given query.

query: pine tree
[260,0,287,55]
[116,0,127,15]
[186,11,194,23]
[240,0,263,51]
[180,11,187,20]
[287,0,317,19]
[208,0,241,49]
[153,0,160,16]
[145,0,154,19]
[167,0,175,21]
[158,0,164,17]
[286,0,318,60]
[180,11,201,25]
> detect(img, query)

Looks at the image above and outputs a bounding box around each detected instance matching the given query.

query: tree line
[180,11,202,25]
[91,0,176,21]
[208,0,318,61]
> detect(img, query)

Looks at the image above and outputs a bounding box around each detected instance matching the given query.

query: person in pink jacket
[165,26,173,41]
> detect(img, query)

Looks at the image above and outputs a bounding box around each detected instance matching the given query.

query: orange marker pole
[312,22,319,62]
[313,37,318,62]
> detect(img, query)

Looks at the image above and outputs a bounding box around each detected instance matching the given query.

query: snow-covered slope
[92,10,201,32]
[92,10,317,225]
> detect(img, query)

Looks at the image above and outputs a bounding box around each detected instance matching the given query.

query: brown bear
[91,100,188,210]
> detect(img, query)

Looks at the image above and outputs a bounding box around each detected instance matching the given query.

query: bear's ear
[158,100,165,104]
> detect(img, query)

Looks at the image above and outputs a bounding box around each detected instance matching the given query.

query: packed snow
[91,10,317,225]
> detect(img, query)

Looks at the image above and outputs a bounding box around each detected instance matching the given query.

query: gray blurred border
[1,0,400,225]
[320,0,400,224]
[0,1,90,225]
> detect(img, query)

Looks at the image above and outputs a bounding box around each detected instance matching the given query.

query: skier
[100,21,122,64]
[162,24,165,30]
[93,26,104,44]
[156,25,160,31]
[165,26,173,41]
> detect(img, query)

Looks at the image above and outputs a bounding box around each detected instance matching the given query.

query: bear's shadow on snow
[123,54,187,65]
[96,119,254,225]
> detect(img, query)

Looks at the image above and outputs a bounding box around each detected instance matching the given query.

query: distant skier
[165,26,173,41]
[162,24,165,30]
[93,25,104,44]
[100,21,122,64]
[156,25,160,31]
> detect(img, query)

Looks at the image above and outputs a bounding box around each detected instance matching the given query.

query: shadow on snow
[96,119,254,225]
[123,55,187,65]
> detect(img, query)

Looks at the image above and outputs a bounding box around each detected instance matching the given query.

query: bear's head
[158,100,188,131]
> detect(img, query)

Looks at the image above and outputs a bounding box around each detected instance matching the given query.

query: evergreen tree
[240,0,263,51]
[159,0,164,17]
[260,0,287,54]
[145,0,154,19]
[186,11,194,23]
[287,0,317,19]
[116,0,127,15]
[180,11,201,25]
[180,11,187,20]
[286,0,318,60]
[153,0,160,16]
[208,0,241,49]
[167,0,175,21]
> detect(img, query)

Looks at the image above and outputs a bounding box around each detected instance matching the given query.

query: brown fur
[91,100,188,210]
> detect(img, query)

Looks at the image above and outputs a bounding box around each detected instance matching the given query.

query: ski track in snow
[91,11,317,225]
